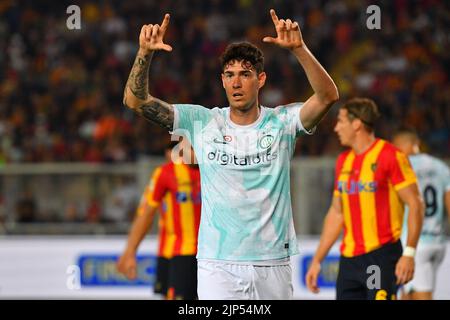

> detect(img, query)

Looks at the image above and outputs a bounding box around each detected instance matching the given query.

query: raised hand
[139,13,172,53]
[263,9,304,50]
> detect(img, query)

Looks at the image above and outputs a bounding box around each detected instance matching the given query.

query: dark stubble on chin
[229,99,259,115]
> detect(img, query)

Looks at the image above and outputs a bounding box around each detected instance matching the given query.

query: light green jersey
[173,103,313,260]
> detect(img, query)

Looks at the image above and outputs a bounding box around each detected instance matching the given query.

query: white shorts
[403,244,446,293]
[197,259,293,300]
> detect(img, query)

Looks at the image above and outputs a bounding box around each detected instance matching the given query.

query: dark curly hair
[219,42,264,74]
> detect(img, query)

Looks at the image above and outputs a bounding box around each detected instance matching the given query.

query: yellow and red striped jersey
[334,139,417,257]
[137,161,201,258]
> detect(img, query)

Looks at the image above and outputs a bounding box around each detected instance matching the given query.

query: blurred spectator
[103,176,138,223]
[64,203,79,223]
[86,197,102,223]
[15,190,37,223]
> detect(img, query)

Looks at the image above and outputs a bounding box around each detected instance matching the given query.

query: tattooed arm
[123,50,174,130]
[134,96,174,131]
[123,14,174,130]
[124,49,152,102]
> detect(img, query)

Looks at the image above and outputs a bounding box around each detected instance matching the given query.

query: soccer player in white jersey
[393,128,450,300]
[122,10,339,299]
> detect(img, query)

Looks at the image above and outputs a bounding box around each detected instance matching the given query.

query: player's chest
[201,125,283,154]
[337,162,390,194]
[165,171,200,192]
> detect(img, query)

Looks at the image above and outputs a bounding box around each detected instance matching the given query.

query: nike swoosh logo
[213,138,229,144]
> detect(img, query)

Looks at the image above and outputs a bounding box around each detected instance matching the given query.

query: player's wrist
[290,43,307,54]
[124,247,137,256]
[138,47,153,56]
[402,246,416,258]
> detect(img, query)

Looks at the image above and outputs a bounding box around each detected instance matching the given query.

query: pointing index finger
[270,9,279,25]
[160,13,170,32]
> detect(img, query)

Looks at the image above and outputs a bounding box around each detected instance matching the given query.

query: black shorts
[166,255,198,300]
[154,257,169,295]
[336,240,402,300]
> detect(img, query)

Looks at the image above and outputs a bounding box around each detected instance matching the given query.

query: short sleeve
[173,104,212,143]
[136,183,151,216]
[389,150,418,191]
[333,153,346,197]
[145,167,167,208]
[277,102,316,138]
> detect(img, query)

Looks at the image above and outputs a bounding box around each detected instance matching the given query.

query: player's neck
[352,133,377,155]
[229,103,261,126]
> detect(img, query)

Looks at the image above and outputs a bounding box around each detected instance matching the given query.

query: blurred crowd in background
[0,0,448,164]
[0,0,448,226]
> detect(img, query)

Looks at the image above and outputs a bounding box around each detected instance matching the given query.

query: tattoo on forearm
[126,52,152,100]
[124,52,173,130]
[137,98,174,130]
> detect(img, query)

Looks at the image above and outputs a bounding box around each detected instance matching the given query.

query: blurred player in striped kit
[117,138,201,299]
[393,128,450,300]
[306,98,424,300]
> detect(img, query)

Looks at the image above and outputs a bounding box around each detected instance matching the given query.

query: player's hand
[395,256,415,285]
[305,260,321,294]
[117,250,138,280]
[263,9,304,50]
[139,13,172,53]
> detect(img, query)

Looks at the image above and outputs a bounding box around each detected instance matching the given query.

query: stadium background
[0,0,448,299]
